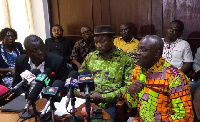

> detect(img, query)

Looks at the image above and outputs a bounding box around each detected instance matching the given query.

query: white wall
[31,0,50,41]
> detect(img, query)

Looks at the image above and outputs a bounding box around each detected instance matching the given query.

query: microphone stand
[19,102,38,121]
[85,84,91,122]
[19,85,38,120]
[64,86,84,122]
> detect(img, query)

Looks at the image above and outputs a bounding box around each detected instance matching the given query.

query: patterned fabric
[193,47,200,72]
[79,48,134,108]
[162,38,193,69]
[113,36,139,66]
[70,39,96,64]
[125,57,194,122]
[0,44,21,88]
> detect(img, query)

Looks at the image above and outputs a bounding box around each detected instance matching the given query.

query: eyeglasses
[81,30,92,34]
[52,29,62,32]
[5,35,15,38]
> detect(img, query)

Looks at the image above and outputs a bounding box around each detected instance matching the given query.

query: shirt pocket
[173,49,183,60]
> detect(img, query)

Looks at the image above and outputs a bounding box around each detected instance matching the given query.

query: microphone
[19,68,52,118]
[65,70,79,96]
[8,69,41,95]
[35,68,52,86]
[43,80,64,102]
[78,69,95,96]
[40,80,64,121]
[78,69,95,122]
[19,82,44,118]
[64,71,84,122]
[64,70,79,109]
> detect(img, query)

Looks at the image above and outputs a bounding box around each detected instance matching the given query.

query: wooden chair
[116,100,137,122]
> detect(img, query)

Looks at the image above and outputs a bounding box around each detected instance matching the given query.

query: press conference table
[0,98,111,122]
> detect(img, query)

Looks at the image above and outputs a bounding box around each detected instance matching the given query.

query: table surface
[0,98,111,122]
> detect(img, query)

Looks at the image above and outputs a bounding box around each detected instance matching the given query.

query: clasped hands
[127,80,147,94]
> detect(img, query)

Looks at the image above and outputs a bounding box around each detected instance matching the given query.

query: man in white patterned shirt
[162,20,193,74]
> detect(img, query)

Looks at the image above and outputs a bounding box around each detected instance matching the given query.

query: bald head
[24,35,44,49]
[141,35,164,54]
[23,35,46,66]
[137,35,164,69]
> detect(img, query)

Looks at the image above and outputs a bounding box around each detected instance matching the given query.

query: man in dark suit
[45,24,74,63]
[13,35,69,94]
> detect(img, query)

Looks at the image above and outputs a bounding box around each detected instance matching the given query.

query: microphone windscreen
[30,69,41,76]
[80,69,91,75]
[27,82,43,102]
[43,68,52,77]
[52,80,64,89]
[68,70,80,79]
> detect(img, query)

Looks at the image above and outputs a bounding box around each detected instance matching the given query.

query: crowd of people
[0,19,199,121]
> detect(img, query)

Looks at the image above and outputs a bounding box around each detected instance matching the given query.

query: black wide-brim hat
[94,25,115,36]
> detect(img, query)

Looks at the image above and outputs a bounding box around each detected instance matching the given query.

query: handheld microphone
[78,69,95,96]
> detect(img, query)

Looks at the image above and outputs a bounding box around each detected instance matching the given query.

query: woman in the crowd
[0,28,24,89]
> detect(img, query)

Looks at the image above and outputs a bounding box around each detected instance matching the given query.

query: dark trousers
[105,103,116,122]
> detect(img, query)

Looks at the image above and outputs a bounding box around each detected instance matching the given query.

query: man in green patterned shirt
[76,25,134,121]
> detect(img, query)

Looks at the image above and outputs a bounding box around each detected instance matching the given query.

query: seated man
[45,24,74,63]
[113,23,139,65]
[70,26,96,70]
[76,25,134,121]
[193,47,200,77]
[14,35,69,94]
[126,35,194,121]
[162,20,193,74]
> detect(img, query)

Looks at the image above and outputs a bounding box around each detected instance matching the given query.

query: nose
[8,35,14,40]
[95,42,102,48]
[37,49,43,54]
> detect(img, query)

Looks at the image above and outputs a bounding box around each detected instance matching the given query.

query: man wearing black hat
[76,25,134,121]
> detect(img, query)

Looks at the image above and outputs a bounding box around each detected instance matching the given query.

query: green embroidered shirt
[79,48,134,108]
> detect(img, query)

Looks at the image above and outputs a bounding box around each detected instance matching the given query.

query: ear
[155,49,161,58]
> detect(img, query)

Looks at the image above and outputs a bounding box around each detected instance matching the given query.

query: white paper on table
[54,96,85,116]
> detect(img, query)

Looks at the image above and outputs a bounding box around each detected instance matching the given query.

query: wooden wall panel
[151,0,163,37]
[92,0,103,27]
[58,0,93,36]
[48,0,200,52]
[110,0,152,37]
[48,0,60,29]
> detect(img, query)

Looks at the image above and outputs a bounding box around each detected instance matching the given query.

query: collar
[95,47,120,58]
[141,57,166,74]
[120,36,136,43]
[28,58,45,72]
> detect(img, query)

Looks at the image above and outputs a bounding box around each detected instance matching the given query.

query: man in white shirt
[162,20,193,74]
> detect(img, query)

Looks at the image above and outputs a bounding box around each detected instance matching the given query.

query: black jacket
[45,37,74,63]
[14,52,69,87]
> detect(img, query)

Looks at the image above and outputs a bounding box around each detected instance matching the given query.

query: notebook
[0,95,25,112]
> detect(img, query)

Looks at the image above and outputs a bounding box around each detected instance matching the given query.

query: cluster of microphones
[7,68,95,121]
